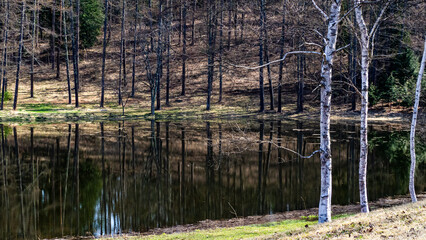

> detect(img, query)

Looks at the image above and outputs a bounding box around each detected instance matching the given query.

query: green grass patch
[21,103,57,112]
[137,219,311,240]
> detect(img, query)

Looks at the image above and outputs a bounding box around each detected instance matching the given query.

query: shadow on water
[0,121,424,239]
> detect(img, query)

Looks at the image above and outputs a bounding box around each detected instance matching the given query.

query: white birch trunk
[410,34,426,203]
[318,0,342,223]
[355,0,370,214]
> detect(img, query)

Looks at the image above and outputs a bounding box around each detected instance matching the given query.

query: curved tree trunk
[355,0,370,213]
[409,34,426,203]
[354,0,389,213]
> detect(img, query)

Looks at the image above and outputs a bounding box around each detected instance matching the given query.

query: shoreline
[0,105,423,124]
[64,193,425,239]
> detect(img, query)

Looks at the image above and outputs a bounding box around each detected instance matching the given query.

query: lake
[0,120,424,239]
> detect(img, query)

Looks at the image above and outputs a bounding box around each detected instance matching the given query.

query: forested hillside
[0,0,424,114]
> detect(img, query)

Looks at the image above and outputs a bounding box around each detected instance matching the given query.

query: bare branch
[369,0,391,40]
[311,0,328,20]
[335,44,350,53]
[230,51,321,70]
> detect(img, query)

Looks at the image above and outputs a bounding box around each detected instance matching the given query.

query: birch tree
[409,33,426,203]
[314,0,342,223]
[354,0,390,213]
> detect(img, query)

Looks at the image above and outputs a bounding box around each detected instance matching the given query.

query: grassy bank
[98,199,425,240]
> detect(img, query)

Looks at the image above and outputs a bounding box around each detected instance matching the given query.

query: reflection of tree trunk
[180,126,185,224]
[63,125,71,230]
[74,124,80,235]
[165,122,170,174]
[30,128,36,237]
[132,126,135,172]
[277,121,284,211]
[262,122,273,208]
[101,122,107,233]
[156,122,162,174]
[14,127,25,238]
[257,121,264,214]
[1,125,9,238]
[296,122,303,209]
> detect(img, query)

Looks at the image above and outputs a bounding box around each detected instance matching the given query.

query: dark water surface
[0,120,424,239]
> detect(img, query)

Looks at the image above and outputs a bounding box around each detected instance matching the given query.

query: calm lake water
[0,120,424,239]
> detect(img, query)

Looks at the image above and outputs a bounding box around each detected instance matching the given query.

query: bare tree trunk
[227,0,232,50]
[317,0,342,223]
[62,0,72,104]
[119,0,126,105]
[131,0,138,98]
[0,0,9,110]
[149,0,154,50]
[51,0,57,70]
[233,1,237,44]
[218,0,224,102]
[70,0,80,108]
[156,0,164,110]
[240,10,244,42]
[206,0,215,110]
[100,0,109,107]
[166,0,171,106]
[277,0,286,113]
[31,0,37,98]
[354,0,389,213]
[355,1,370,214]
[181,0,187,96]
[264,29,274,111]
[191,0,196,45]
[409,34,426,203]
[57,4,62,80]
[13,0,26,111]
[258,0,265,112]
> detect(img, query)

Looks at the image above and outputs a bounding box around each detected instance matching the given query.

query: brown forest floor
[0,4,424,125]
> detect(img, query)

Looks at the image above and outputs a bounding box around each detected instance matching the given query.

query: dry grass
[276,200,426,240]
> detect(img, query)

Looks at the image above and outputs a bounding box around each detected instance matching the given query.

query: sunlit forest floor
[91,194,425,240]
[0,11,424,124]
